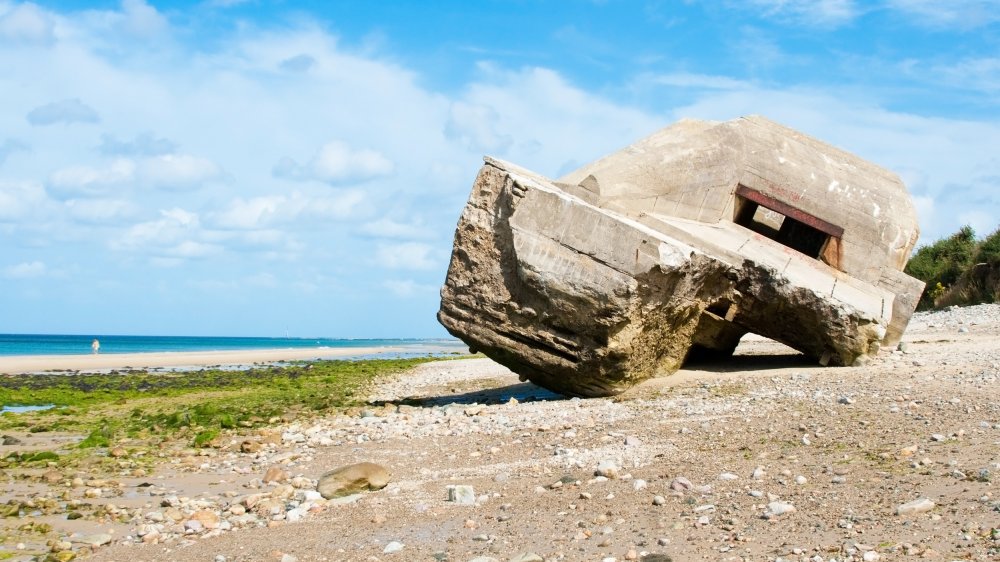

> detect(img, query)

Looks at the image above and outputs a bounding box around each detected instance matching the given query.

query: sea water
[0,333,464,357]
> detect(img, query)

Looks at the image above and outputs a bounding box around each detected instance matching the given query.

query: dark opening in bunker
[733,185,844,269]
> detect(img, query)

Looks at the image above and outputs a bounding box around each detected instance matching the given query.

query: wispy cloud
[360,217,435,240]
[99,132,178,157]
[642,72,754,91]
[3,261,47,279]
[743,0,860,27]
[26,99,100,126]
[0,138,28,166]
[885,0,1000,29]
[929,57,1000,94]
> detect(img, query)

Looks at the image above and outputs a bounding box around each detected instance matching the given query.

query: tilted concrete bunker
[438,115,925,397]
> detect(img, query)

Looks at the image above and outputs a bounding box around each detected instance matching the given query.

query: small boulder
[72,533,112,547]
[187,509,220,530]
[765,501,796,517]
[383,541,404,554]
[263,467,289,484]
[317,462,390,499]
[596,460,620,479]
[42,470,63,484]
[896,497,935,515]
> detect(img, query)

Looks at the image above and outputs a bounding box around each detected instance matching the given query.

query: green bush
[906,226,978,309]
[975,226,1000,265]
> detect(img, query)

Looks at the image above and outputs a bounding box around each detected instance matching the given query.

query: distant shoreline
[0,345,467,375]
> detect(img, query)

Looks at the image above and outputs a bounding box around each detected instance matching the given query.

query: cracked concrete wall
[558,116,920,285]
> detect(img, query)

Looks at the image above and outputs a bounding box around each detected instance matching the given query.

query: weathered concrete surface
[438,116,925,397]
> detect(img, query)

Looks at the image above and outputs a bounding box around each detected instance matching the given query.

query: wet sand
[0,345,463,374]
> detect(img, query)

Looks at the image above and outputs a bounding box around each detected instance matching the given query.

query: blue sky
[1,0,998,338]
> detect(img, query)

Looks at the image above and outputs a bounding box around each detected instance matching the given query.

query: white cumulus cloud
[112,207,222,263]
[0,180,53,221]
[48,159,135,198]
[360,217,434,240]
[47,154,221,197]
[274,140,394,185]
[375,242,438,270]
[0,2,56,45]
[444,102,513,153]
[64,198,137,223]
[382,279,438,297]
[138,154,222,191]
[211,190,366,230]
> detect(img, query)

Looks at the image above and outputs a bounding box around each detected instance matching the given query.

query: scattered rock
[669,477,692,492]
[316,462,390,499]
[896,498,935,515]
[188,509,221,530]
[447,485,476,505]
[263,466,289,484]
[766,501,796,517]
[72,533,112,547]
[596,460,620,479]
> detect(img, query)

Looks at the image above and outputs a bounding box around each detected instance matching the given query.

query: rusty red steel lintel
[735,184,845,239]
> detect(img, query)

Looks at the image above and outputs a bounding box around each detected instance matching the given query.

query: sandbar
[0,345,465,374]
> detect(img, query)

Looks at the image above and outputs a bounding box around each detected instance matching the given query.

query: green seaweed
[0,357,441,448]
[193,429,219,448]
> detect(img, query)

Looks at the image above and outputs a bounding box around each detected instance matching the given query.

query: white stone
[596,460,620,479]
[383,541,404,554]
[766,501,796,516]
[896,498,935,515]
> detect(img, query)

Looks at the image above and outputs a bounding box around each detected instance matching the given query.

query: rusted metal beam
[735,184,845,238]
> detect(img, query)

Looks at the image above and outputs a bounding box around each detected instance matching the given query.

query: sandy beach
[0,344,464,374]
[1,305,999,561]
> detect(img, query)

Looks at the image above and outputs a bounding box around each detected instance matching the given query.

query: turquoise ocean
[0,333,464,357]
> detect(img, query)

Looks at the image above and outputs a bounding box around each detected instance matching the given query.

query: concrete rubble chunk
[447,484,476,505]
[439,115,925,397]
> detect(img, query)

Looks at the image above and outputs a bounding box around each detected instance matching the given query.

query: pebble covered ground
[3,305,1000,562]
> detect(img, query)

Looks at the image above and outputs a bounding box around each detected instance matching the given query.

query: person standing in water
[91,338,100,354]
